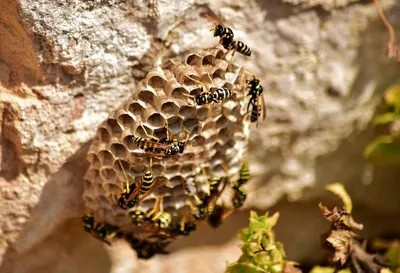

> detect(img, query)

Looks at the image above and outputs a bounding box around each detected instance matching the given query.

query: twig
[373,0,399,60]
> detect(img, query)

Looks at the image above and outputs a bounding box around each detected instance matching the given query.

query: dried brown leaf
[319,203,363,231]
[320,184,389,273]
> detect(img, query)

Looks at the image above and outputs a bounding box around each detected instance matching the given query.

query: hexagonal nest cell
[83,48,252,251]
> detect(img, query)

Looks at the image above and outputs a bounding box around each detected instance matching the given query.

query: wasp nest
[83,48,250,243]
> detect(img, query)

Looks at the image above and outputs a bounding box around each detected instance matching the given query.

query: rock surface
[1,0,400,272]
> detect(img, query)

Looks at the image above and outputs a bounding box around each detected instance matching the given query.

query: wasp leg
[146,195,161,219]
[117,159,130,193]
[221,49,232,60]
[260,93,267,121]
[201,166,211,196]
[228,49,237,67]
[151,195,164,221]
[140,124,158,141]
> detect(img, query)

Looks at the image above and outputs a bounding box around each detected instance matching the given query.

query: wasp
[207,204,225,228]
[236,161,250,186]
[231,162,250,208]
[114,159,139,210]
[115,158,155,210]
[191,175,228,221]
[191,86,232,106]
[206,13,234,42]
[205,13,252,61]
[132,136,165,153]
[245,75,266,128]
[183,175,202,205]
[222,39,252,58]
[137,122,190,157]
[126,235,170,259]
[139,169,154,196]
[146,195,172,229]
[232,185,247,208]
[129,209,149,227]
[184,72,233,107]
[186,84,233,107]
[211,86,233,103]
[82,213,120,245]
[171,213,198,236]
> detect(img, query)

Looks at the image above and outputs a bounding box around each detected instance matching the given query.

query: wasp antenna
[206,71,215,86]
[242,69,255,78]
[185,74,204,87]
[182,92,195,99]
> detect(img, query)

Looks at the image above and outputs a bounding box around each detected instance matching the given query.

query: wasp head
[177,141,186,153]
[213,24,225,37]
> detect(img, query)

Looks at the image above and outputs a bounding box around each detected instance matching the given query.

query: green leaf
[364,135,400,166]
[226,211,286,273]
[384,85,400,115]
[225,262,264,273]
[384,242,400,271]
[384,85,400,106]
[374,112,398,125]
[325,183,353,213]
[310,266,351,273]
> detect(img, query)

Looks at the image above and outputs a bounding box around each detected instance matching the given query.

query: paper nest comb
[83,48,251,239]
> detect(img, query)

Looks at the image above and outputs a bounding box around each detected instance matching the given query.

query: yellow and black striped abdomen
[157,212,172,228]
[139,171,154,195]
[237,162,250,186]
[250,104,261,123]
[234,41,251,57]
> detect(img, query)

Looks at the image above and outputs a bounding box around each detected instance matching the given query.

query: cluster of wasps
[82,12,266,259]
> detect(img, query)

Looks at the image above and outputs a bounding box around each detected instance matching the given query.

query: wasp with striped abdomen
[125,234,171,259]
[206,13,234,43]
[114,159,139,210]
[205,13,252,60]
[82,213,120,245]
[137,122,190,157]
[129,209,149,227]
[231,162,251,208]
[171,213,198,236]
[245,75,266,127]
[115,158,155,210]
[184,72,233,107]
